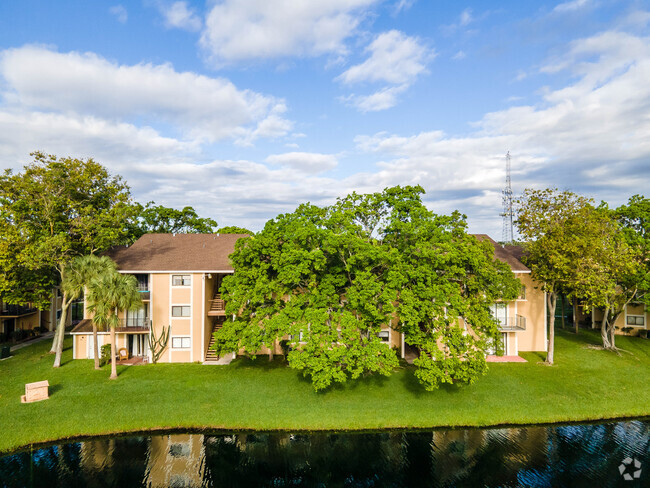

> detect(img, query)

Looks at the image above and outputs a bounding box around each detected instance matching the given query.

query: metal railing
[0,304,38,316]
[497,315,526,331]
[118,318,151,329]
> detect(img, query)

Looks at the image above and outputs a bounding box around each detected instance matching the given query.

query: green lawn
[1,328,649,454]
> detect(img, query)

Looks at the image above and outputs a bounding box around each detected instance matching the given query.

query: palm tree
[54,255,117,368]
[86,271,142,379]
[60,255,118,369]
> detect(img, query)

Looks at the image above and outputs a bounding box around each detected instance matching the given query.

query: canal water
[0,420,648,487]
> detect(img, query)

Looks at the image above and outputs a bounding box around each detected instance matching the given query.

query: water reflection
[1,420,648,487]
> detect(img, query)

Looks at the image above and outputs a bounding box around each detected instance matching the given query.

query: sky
[1,0,649,237]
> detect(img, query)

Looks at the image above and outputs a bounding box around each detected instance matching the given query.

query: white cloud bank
[351,29,650,233]
[0,45,291,144]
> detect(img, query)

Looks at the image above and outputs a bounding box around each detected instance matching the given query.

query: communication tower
[500,151,514,244]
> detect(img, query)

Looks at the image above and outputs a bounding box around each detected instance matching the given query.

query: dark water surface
[1,420,648,487]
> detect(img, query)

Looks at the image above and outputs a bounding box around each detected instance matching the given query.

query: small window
[290,331,304,342]
[171,306,191,317]
[518,285,526,300]
[172,275,191,286]
[626,315,645,326]
[172,337,191,348]
[377,330,390,342]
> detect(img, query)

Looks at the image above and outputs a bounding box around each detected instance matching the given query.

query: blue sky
[1,0,649,236]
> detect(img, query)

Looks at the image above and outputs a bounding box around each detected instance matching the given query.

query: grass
[0,328,649,454]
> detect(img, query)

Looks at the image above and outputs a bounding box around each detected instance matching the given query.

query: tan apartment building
[71,233,547,364]
[71,234,244,363]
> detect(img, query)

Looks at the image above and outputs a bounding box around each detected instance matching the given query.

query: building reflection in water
[0,420,647,487]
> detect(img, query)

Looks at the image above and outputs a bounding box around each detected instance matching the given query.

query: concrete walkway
[9,331,55,352]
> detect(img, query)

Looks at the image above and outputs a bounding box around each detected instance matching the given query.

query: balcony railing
[117,318,151,332]
[138,291,150,300]
[497,315,526,331]
[1,304,38,317]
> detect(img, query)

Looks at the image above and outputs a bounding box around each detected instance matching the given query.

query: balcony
[138,290,150,301]
[497,315,526,332]
[1,304,38,318]
[116,318,151,333]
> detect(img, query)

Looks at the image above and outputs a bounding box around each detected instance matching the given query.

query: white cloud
[159,1,202,32]
[393,0,415,14]
[342,85,408,112]
[337,30,432,111]
[553,0,591,13]
[0,45,291,144]
[338,30,431,85]
[452,50,466,60]
[266,152,338,173]
[199,0,379,66]
[109,5,128,24]
[459,8,473,27]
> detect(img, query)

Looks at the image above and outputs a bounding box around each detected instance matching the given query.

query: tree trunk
[608,311,620,350]
[92,322,100,370]
[268,339,274,361]
[546,292,557,365]
[600,306,611,349]
[53,294,70,368]
[49,289,59,353]
[110,325,117,379]
[573,296,578,334]
[559,294,565,329]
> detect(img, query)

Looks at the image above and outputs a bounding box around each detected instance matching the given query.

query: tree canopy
[129,203,218,239]
[217,226,254,235]
[214,186,520,391]
[0,152,136,308]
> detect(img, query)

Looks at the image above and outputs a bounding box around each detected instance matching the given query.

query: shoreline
[2,329,649,455]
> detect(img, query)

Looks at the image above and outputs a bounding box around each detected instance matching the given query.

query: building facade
[71,233,548,363]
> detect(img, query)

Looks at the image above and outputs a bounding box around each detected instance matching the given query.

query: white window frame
[171,274,191,286]
[171,336,191,349]
[377,330,390,343]
[626,315,645,327]
[171,305,191,317]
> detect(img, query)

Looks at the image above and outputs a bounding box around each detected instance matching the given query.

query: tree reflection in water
[0,420,647,487]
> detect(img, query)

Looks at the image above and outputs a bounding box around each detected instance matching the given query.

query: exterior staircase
[208,291,226,316]
[203,321,235,365]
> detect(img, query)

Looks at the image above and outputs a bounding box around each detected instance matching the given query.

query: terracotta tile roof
[471,234,530,272]
[106,233,248,272]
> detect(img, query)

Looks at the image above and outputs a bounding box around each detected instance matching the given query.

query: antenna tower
[500,151,514,244]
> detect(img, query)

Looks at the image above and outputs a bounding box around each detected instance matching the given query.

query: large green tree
[214,186,520,391]
[515,189,597,364]
[85,271,142,379]
[0,153,136,365]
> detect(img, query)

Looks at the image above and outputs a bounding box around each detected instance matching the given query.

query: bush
[100,344,112,366]
[12,329,29,342]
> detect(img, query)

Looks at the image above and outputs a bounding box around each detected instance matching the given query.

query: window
[290,331,304,342]
[626,315,645,326]
[489,303,508,326]
[518,285,526,300]
[172,337,191,348]
[172,275,191,286]
[377,330,390,343]
[135,274,149,291]
[171,306,190,317]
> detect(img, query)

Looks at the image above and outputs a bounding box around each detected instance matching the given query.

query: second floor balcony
[116,317,151,332]
[1,304,38,317]
[497,315,526,332]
